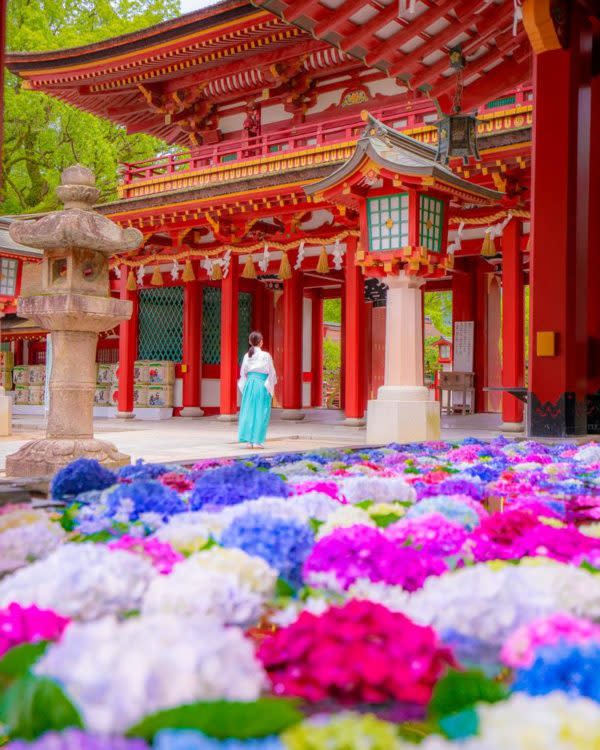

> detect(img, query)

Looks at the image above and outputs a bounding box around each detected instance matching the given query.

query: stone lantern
[5,165,143,477]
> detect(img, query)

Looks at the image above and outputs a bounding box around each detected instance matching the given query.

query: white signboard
[453,321,474,373]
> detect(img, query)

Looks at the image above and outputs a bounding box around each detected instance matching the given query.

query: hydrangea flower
[190,465,289,510]
[513,642,600,701]
[258,600,454,705]
[153,731,283,750]
[107,535,183,574]
[304,525,446,592]
[406,496,482,530]
[0,544,155,621]
[220,513,314,587]
[315,506,375,539]
[105,480,188,522]
[50,458,116,501]
[502,613,600,668]
[0,518,66,574]
[7,731,149,750]
[117,459,171,481]
[0,603,70,658]
[282,714,403,750]
[339,476,415,505]
[186,547,277,597]
[35,615,267,733]
[386,513,468,557]
[142,565,263,626]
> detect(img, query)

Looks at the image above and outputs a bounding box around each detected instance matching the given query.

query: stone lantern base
[6,438,129,478]
[366,386,441,445]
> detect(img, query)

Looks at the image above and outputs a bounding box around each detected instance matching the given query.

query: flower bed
[2,438,600,747]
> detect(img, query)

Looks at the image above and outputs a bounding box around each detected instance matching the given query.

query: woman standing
[238,331,277,449]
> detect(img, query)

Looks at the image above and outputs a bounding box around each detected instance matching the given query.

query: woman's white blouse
[238,350,277,396]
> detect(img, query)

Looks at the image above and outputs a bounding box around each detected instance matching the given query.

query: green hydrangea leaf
[126,698,302,742]
[428,668,507,721]
[0,675,83,740]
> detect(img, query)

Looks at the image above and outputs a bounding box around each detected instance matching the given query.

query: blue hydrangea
[117,459,172,481]
[220,512,314,587]
[442,629,502,674]
[190,464,289,510]
[153,731,283,750]
[463,465,503,482]
[513,643,600,702]
[406,496,480,530]
[50,458,117,500]
[105,480,187,522]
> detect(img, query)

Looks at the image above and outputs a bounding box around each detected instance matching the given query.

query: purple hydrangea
[117,459,172,481]
[7,729,148,750]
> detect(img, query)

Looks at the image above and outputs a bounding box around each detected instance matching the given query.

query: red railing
[121,87,533,186]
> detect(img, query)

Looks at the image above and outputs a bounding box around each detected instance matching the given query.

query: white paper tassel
[294,240,305,270]
[170,259,180,281]
[114,266,121,279]
[258,243,270,273]
[332,239,344,271]
[136,265,145,285]
[222,250,232,278]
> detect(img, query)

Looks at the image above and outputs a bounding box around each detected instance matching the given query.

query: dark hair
[248,331,263,358]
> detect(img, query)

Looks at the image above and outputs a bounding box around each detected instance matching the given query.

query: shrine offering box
[147,384,173,407]
[134,361,149,384]
[133,385,149,408]
[12,366,28,386]
[146,361,175,385]
[28,365,45,385]
[14,386,29,405]
[94,386,111,405]
[29,385,44,405]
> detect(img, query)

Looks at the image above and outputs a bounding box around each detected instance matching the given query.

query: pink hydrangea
[502,613,600,668]
[303,524,446,591]
[108,535,183,574]
[258,600,455,705]
[291,480,345,503]
[0,603,70,658]
[512,524,600,564]
[386,513,468,557]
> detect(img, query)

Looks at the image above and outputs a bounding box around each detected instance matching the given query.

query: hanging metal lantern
[434,47,480,166]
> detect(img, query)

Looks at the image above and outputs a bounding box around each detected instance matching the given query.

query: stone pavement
[0,409,511,471]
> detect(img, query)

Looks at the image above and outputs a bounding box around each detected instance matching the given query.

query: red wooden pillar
[181,264,203,417]
[13,339,23,367]
[587,67,600,432]
[219,261,239,419]
[281,254,304,419]
[343,237,366,422]
[339,287,346,411]
[474,260,489,413]
[310,291,323,408]
[117,265,138,417]
[528,6,591,436]
[501,219,524,427]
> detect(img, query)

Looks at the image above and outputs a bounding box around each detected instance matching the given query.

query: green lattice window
[138,287,183,361]
[202,288,253,365]
[238,292,253,365]
[485,95,516,110]
[367,194,409,252]
[419,195,444,253]
[203,287,221,365]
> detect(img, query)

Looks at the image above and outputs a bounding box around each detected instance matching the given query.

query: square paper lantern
[367,194,409,252]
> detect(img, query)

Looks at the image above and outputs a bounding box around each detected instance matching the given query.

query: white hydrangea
[35,615,267,733]
[0,519,66,574]
[316,506,374,539]
[153,520,214,554]
[352,560,600,654]
[0,543,155,620]
[186,547,278,597]
[419,693,600,749]
[574,443,600,465]
[339,476,415,505]
[142,566,263,626]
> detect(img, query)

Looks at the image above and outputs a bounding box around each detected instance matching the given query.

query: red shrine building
[3,0,600,439]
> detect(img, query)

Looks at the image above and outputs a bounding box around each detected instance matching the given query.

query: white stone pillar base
[116,411,135,420]
[180,406,204,418]
[366,386,441,445]
[217,413,238,422]
[0,388,13,436]
[280,409,305,421]
[343,416,366,427]
[500,421,524,432]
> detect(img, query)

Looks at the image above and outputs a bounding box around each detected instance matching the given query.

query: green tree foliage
[323,298,341,324]
[424,291,452,338]
[2,0,180,213]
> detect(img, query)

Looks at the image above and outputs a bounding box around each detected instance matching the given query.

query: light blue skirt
[238,372,272,444]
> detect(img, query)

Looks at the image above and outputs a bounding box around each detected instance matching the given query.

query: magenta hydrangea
[303,524,446,591]
[386,512,468,557]
[0,602,70,658]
